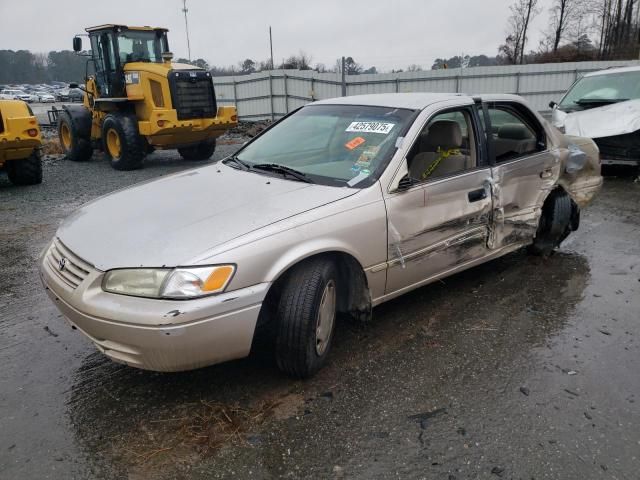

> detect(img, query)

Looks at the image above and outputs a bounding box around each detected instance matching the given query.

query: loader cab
[77,25,169,99]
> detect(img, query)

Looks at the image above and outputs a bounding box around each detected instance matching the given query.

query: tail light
[27,129,38,137]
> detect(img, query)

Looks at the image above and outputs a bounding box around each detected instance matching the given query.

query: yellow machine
[58,24,237,170]
[0,100,43,185]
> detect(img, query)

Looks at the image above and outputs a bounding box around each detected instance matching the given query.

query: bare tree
[501,0,541,64]
[596,0,639,58]
[550,0,573,51]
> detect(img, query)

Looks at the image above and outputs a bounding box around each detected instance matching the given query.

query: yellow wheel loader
[58,24,237,170]
[0,100,43,185]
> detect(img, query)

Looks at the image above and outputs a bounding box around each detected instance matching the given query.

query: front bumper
[138,106,238,148]
[600,156,640,166]
[40,249,268,372]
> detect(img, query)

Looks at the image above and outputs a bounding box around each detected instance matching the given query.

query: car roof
[312,92,525,110]
[584,65,640,77]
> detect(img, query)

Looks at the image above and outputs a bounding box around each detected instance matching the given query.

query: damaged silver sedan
[40,93,602,378]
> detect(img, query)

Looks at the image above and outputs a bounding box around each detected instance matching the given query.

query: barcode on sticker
[346,122,395,134]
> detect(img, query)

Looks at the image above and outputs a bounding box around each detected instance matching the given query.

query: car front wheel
[275,259,338,378]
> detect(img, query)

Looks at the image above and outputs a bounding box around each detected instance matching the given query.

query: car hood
[553,99,640,138]
[57,164,356,271]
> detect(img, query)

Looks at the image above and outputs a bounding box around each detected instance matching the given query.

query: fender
[265,237,367,285]
[62,104,92,138]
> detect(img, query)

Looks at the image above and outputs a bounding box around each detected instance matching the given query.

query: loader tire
[58,111,93,162]
[6,148,43,186]
[275,259,338,379]
[528,189,572,256]
[102,113,145,171]
[178,139,216,161]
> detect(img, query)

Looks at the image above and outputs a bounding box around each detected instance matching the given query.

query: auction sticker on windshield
[346,122,395,134]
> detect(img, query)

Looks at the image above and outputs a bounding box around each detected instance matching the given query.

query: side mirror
[548,100,557,109]
[73,37,82,52]
[396,174,415,191]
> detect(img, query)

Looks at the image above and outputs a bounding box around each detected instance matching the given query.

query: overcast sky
[0,0,553,71]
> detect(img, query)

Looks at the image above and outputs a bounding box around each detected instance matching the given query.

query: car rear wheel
[58,111,93,162]
[178,139,216,161]
[102,113,145,171]
[6,148,43,186]
[528,189,572,256]
[275,259,338,378]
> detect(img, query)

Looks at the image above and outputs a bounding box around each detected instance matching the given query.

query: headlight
[124,71,140,84]
[102,265,235,299]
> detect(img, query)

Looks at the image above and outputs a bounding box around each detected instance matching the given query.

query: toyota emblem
[58,257,67,271]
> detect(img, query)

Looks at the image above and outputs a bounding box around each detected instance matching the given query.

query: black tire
[6,148,43,186]
[275,259,339,378]
[57,111,93,162]
[528,189,572,256]
[102,113,145,171]
[178,139,216,161]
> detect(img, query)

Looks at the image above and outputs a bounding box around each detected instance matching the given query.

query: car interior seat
[493,123,537,160]
[409,120,471,180]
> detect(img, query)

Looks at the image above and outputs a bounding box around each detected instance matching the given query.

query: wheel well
[256,252,372,331]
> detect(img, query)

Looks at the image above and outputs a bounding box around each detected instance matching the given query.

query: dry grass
[41,137,63,155]
[114,398,283,467]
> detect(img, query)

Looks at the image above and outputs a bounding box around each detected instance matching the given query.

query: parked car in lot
[40,93,602,378]
[550,65,640,167]
[0,89,33,102]
[56,88,84,103]
[35,92,56,103]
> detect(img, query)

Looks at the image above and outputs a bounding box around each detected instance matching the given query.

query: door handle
[468,187,487,202]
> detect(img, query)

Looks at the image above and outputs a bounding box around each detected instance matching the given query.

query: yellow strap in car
[421,146,461,180]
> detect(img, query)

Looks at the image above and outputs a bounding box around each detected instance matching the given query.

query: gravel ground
[0,148,639,479]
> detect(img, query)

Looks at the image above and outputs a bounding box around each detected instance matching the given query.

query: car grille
[169,70,217,121]
[45,238,92,289]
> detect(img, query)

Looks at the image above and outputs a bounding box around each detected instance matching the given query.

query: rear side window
[486,105,544,162]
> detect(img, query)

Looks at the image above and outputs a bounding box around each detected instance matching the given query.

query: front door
[384,106,493,295]
[483,102,560,249]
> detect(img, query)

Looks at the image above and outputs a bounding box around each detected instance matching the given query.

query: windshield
[235,104,415,187]
[117,30,168,64]
[559,70,640,110]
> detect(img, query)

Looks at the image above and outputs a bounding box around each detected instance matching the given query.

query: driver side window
[407,108,477,182]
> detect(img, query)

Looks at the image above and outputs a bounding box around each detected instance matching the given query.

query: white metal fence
[213,59,640,121]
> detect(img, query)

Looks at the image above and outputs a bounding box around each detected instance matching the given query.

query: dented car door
[384,106,493,295]
[484,102,561,249]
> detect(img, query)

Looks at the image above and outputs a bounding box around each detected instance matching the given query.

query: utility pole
[182,0,192,62]
[341,56,346,96]
[269,26,274,70]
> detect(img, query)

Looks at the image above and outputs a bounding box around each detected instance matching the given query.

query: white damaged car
[551,65,640,167]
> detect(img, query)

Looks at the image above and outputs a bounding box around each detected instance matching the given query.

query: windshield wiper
[251,163,313,183]
[575,98,629,105]
[222,155,250,170]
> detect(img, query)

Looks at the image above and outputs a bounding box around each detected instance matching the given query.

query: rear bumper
[40,251,268,372]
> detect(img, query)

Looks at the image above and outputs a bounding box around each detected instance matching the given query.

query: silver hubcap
[315,279,336,356]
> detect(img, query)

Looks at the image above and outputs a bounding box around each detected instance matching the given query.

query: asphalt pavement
[0,149,638,479]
